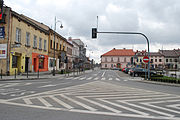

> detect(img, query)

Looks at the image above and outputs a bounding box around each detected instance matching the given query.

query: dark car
[130,68,156,77]
[124,67,132,74]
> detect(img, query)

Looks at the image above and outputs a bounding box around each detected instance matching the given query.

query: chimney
[123,48,126,50]
[68,37,72,41]
[113,48,116,50]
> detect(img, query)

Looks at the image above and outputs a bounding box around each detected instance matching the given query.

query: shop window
[49,59,56,67]
[56,43,58,50]
[155,59,157,62]
[12,56,18,68]
[39,58,44,69]
[166,59,168,62]
[16,28,21,43]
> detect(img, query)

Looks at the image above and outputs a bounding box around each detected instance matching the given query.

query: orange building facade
[32,53,48,72]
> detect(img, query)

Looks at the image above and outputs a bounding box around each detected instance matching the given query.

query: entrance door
[25,57,29,72]
[117,63,121,68]
[34,58,36,72]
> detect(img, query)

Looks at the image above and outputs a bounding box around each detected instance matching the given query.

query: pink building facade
[101,48,135,69]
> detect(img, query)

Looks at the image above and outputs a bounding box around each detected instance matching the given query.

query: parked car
[124,67,132,74]
[130,68,156,77]
[122,67,126,72]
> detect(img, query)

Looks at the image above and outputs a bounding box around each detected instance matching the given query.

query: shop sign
[0,27,5,39]
[38,55,45,58]
[0,44,7,59]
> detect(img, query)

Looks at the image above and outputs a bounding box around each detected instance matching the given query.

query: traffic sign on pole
[143,56,149,63]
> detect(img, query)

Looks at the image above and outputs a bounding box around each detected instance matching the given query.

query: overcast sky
[5,0,180,63]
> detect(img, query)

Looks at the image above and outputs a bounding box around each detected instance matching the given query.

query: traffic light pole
[95,31,150,80]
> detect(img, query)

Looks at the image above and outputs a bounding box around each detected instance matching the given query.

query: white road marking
[109,78,112,81]
[80,77,86,80]
[50,96,73,109]
[101,71,105,77]
[101,78,105,80]
[98,98,149,116]
[87,77,92,80]
[37,97,53,107]
[118,101,174,117]
[38,82,71,88]
[94,77,99,80]
[79,96,121,113]
[60,94,97,111]
[116,78,120,81]
[23,98,33,105]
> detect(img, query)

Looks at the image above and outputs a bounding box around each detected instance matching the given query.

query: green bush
[150,76,180,84]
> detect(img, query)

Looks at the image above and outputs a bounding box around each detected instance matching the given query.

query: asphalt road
[0,69,180,120]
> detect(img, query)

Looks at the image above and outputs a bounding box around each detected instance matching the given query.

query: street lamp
[53,16,63,76]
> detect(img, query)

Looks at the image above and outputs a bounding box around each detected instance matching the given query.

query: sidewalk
[0,69,94,81]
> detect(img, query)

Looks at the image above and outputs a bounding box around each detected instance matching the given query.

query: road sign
[143,56,149,63]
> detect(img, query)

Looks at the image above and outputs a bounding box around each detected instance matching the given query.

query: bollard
[27,70,28,78]
[15,69,16,79]
[37,70,39,78]
[1,69,2,79]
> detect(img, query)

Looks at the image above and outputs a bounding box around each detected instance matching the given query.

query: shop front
[32,53,48,72]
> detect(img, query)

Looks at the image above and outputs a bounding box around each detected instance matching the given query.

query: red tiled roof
[101,48,135,56]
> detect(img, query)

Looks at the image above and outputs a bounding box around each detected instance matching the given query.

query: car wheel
[135,73,138,77]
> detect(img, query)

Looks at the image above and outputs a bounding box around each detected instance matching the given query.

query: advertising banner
[0,44,7,59]
[0,27,5,39]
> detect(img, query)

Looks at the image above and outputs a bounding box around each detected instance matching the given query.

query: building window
[105,64,107,67]
[39,58,44,69]
[26,32,30,46]
[50,40,53,49]
[105,58,107,62]
[44,40,47,50]
[12,56,18,68]
[136,58,139,62]
[140,59,142,63]
[63,46,65,51]
[60,44,62,50]
[39,37,42,49]
[124,58,126,62]
[56,43,58,50]
[159,59,162,62]
[174,59,178,62]
[16,28,21,43]
[118,57,120,62]
[111,57,113,62]
[170,59,172,62]
[151,59,153,63]
[33,35,37,48]
[49,59,56,67]
[166,59,168,62]
[155,59,157,62]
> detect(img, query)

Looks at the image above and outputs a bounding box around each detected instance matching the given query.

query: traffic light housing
[92,28,97,38]
[0,0,4,20]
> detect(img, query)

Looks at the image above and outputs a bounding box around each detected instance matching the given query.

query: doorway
[25,57,29,72]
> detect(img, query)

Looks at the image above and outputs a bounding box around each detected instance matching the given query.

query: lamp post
[53,16,63,76]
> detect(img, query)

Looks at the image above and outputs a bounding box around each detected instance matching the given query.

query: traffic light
[0,0,4,20]
[92,28,97,39]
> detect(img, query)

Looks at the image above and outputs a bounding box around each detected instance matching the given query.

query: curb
[139,80,180,87]
[0,77,49,81]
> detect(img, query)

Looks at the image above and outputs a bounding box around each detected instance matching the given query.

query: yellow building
[48,29,68,71]
[0,7,49,75]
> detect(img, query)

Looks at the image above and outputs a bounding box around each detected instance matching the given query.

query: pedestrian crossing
[61,76,129,82]
[2,81,180,119]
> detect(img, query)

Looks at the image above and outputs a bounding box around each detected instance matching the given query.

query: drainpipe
[6,7,11,75]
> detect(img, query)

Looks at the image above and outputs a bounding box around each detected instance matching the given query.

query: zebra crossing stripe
[109,78,112,81]
[79,97,121,113]
[37,97,53,107]
[60,94,97,111]
[98,98,149,116]
[116,78,120,81]
[94,77,99,80]
[80,77,86,80]
[50,96,73,109]
[87,77,92,80]
[23,98,33,105]
[101,78,105,80]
